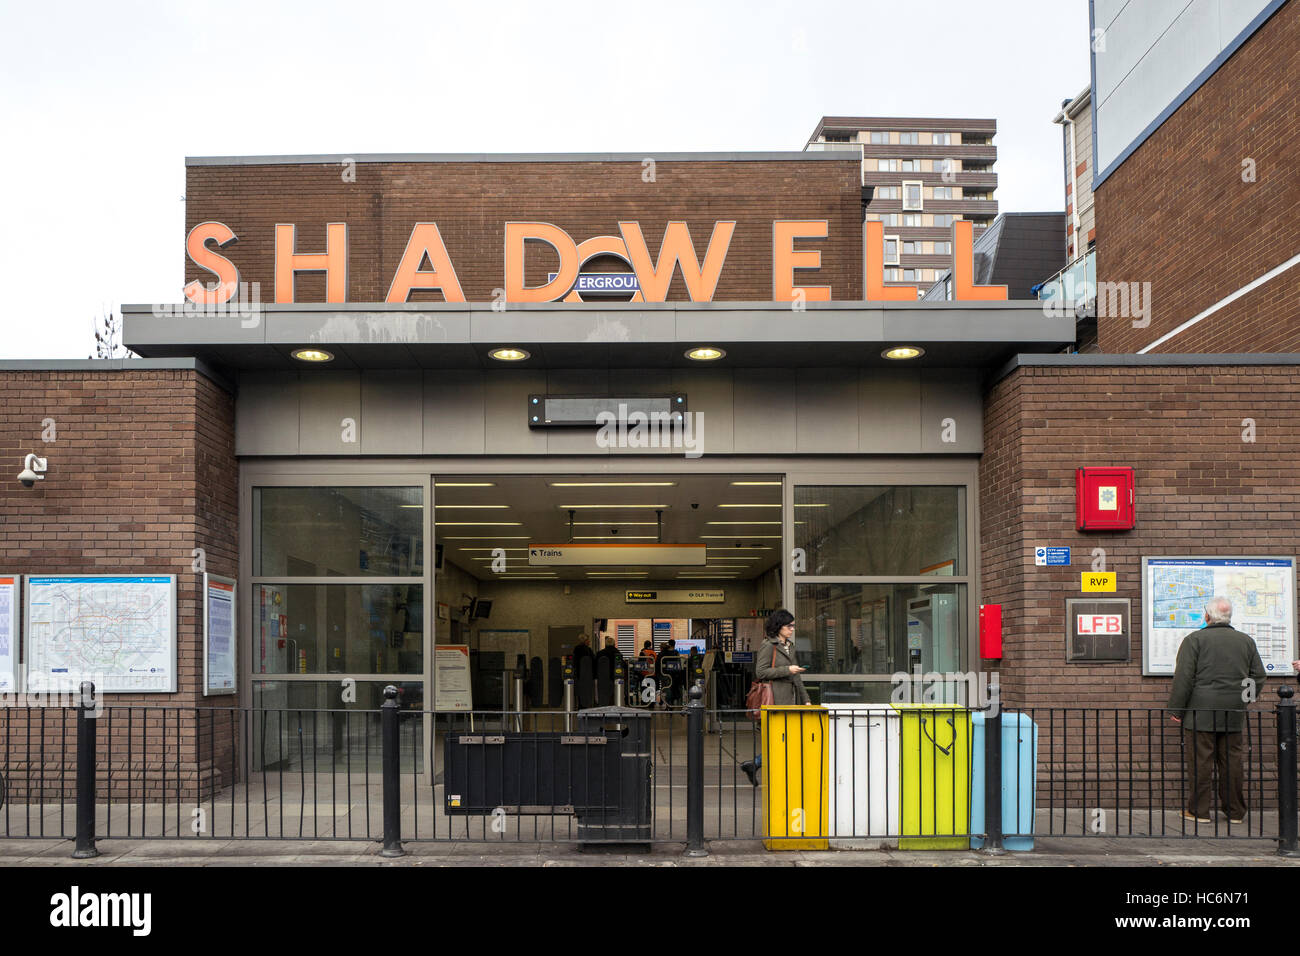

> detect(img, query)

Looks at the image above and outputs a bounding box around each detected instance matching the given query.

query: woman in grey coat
[754,609,811,705]
[741,609,809,784]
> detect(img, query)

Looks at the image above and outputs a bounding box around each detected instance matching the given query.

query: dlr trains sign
[183,219,1005,305]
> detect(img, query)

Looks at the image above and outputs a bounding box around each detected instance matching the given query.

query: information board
[1142,557,1296,676]
[25,575,177,692]
[0,575,17,693]
[203,574,237,696]
[435,645,472,712]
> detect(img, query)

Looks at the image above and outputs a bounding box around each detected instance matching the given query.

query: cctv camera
[690,502,699,510]
[17,454,46,488]
[611,528,619,535]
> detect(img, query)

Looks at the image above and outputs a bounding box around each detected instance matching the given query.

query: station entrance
[244,457,978,778]
[431,472,784,720]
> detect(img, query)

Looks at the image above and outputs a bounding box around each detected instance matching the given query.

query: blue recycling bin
[970,712,1037,851]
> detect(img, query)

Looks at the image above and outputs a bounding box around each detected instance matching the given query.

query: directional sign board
[529,543,706,566]
[626,589,725,604]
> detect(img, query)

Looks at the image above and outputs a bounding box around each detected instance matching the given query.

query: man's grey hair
[1204,596,1233,625]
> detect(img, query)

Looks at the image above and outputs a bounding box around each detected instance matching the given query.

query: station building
[0,0,1295,796]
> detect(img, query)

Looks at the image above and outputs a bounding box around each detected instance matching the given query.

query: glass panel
[255,486,423,577]
[795,485,965,576]
[251,680,423,772]
[255,584,423,675]
[794,582,967,678]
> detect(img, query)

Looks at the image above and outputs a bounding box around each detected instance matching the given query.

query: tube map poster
[1142,557,1295,676]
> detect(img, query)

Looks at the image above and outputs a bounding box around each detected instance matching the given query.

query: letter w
[619,221,735,302]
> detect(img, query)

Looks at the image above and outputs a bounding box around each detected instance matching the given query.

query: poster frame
[0,573,18,694]
[203,573,237,696]
[24,573,178,693]
[1141,555,1297,677]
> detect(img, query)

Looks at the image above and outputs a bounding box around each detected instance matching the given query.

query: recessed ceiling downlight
[882,346,924,360]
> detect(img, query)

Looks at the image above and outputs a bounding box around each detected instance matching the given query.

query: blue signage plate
[1035,547,1071,566]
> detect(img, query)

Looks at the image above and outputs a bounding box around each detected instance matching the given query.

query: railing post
[981,677,1004,853]
[72,681,99,859]
[1277,684,1299,857]
[380,685,404,858]
[685,680,708,857]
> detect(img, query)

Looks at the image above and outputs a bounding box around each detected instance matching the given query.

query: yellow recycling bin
[893,703,972,850]
[761,705,829,851]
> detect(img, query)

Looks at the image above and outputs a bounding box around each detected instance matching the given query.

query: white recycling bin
[827,704,901,847]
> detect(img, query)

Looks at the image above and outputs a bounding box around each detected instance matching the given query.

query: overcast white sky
[0,0,1091,359]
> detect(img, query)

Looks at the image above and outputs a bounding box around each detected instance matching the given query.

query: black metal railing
[2,682,1298,856]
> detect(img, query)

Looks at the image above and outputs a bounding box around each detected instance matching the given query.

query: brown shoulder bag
[745,646,779,720]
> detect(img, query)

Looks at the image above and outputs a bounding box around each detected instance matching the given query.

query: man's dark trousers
[1185,725,1247,819]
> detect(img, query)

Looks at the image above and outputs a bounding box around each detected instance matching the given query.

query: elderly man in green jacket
[1167,596,1267,824]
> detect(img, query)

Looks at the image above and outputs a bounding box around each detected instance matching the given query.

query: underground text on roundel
[49,886,152,937]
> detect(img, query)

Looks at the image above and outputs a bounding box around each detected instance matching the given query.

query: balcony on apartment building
[1035,248,1096,318]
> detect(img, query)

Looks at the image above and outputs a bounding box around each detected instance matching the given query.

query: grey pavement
[1,834,1296,866]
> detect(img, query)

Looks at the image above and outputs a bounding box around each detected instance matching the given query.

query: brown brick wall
[982,362,1296,809]
[0,369,239,802]
[1096,1,1300,353]
[184,159,864,302]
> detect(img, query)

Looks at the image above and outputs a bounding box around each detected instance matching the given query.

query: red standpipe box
[1075,466,1135,531]
[979,604,1002,659]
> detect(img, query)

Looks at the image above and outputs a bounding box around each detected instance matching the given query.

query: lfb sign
[1066,599,1130,663]
[1076,614,1123,634]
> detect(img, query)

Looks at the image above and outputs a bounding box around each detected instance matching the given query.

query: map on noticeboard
[1142,557,1296,677]
[25,575,177,692]
[0,576,17,692]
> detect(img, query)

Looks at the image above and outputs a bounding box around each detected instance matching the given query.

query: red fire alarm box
[1076,466,1135,531]
[979,604,1002,659]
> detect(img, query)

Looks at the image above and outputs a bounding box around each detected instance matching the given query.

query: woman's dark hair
[765,609,795,639]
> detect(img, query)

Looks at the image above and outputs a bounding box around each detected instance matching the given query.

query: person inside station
[594,634,622,705]
[572,632,595,709]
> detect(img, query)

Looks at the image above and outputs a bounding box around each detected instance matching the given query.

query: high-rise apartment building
[806,116,998,292]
